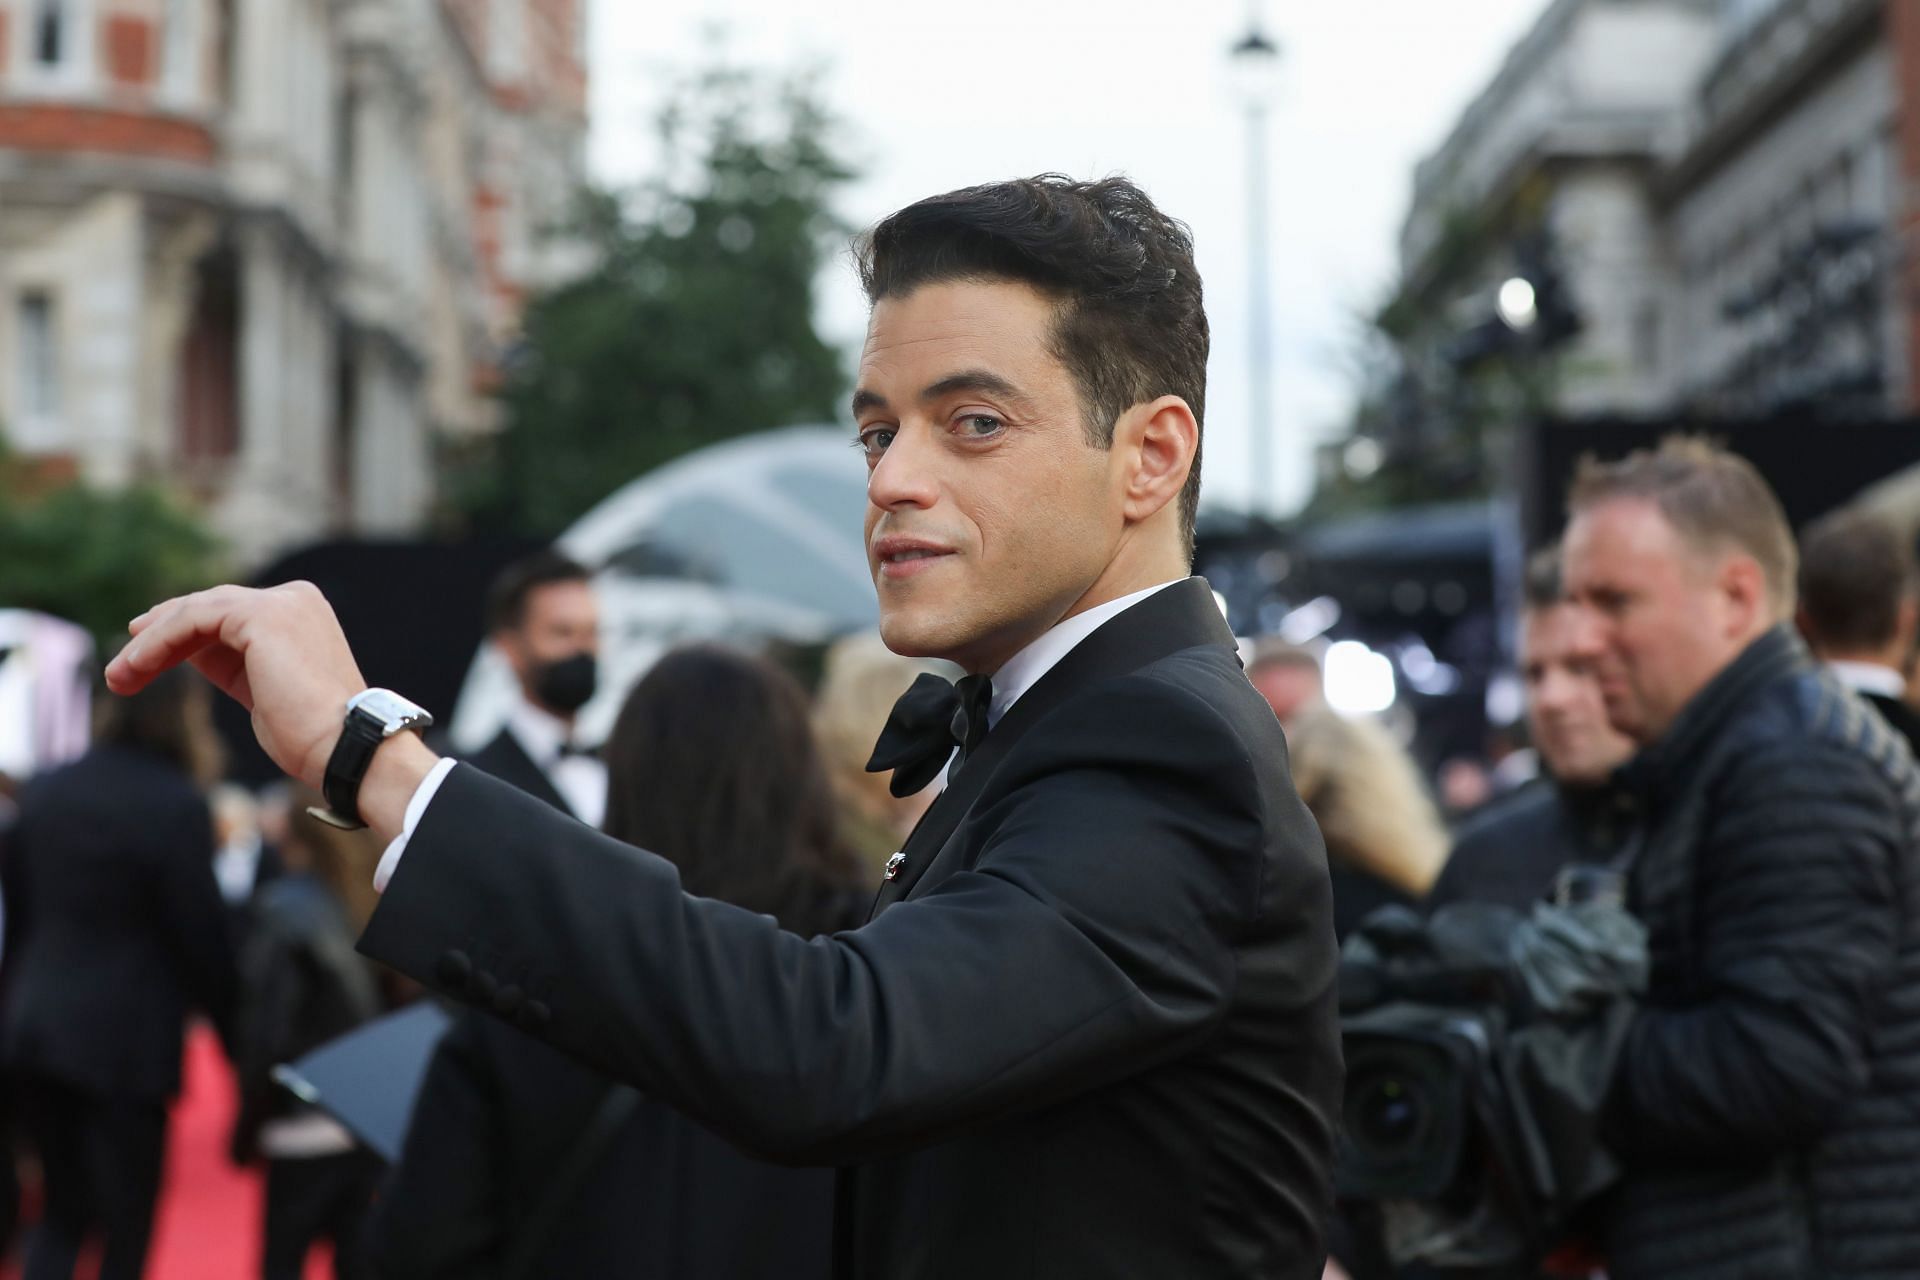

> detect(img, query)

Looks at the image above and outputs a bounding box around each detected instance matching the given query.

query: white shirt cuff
[373,757,459,893]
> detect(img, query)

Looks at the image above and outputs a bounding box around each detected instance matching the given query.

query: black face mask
[530,652,598,715]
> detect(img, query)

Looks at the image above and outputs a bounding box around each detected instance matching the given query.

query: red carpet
[5,1024,331,1279]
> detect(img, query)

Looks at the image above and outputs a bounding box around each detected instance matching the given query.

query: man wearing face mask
[468,552,606,828]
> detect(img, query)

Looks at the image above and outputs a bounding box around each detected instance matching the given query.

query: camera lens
[1349,1071,1430,1155]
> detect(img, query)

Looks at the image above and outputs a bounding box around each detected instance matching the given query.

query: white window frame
[159,0,201,109]
[12,288,66,453]
[15,0,96,97]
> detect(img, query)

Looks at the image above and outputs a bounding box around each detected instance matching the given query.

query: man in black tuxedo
[107,175,1342,1277]
[1796,505,1920,756]
[465,551,607,823]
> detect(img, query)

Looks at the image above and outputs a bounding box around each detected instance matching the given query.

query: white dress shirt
[1826,659,1907,700]
[212,832,267,906]
[375,696,604,892]
[376,578,1191,892]
[502,698,608,829]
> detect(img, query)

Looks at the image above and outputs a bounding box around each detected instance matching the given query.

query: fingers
[106,586,257,695]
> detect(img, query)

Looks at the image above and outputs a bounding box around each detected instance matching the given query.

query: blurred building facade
[1361,0,1920,484]
[0,0,587,565]
[1393,0,1722,419]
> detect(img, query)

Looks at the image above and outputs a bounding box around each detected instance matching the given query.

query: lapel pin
[884,852,906,881]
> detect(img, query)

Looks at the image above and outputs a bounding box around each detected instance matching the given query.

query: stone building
[1367,0,1920,474]
[1658,0,1903,416]
[1393,0,1722,419]
[0,0,587,565]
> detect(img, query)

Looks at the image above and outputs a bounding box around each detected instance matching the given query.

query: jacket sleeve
[1613,739,1903,1156]
[230,919,298,1162]
[156,790,241,1048]
[359,674,1270,1164]
[367,1013,508,1280]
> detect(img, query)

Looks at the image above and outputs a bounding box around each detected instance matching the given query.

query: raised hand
[106,582,368,791]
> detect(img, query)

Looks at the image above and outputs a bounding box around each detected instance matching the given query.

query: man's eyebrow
[920,370,1033,407]
[852,371,1034,419]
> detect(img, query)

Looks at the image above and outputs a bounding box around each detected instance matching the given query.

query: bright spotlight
[1496,277,1538,331]
[1343,437,1384,480]
[1324,640,1396,716]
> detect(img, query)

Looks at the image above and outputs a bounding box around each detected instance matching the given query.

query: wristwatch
[308,688,435,830]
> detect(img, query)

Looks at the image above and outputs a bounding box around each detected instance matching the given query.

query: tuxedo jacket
[359,577,1342,1277]
[465,726,572,817]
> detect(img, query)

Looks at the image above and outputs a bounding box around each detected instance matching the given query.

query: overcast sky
[586,0,1550,517]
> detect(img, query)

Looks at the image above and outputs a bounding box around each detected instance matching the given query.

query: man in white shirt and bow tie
[466,551,606,828]
[106,174,1339,1279]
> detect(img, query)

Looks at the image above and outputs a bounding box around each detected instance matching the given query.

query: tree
[0,445,224,650]
[455,60,858,536]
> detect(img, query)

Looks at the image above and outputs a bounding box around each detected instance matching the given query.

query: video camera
[1334,876,1644,1272]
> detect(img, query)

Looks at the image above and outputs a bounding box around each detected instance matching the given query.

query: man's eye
[956,414,1002,438]
[857,428,896,459]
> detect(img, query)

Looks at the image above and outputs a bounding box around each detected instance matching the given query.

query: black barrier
[1516,414,1920,550]
[212,537,542,785]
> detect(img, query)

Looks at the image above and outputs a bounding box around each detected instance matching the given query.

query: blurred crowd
[4,437,1920,1278]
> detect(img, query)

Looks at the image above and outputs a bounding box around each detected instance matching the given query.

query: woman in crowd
[0,670,234,1280]
[230,788,385,1280]
[370,645,870,1279]
[1283,704,1449,942]
[812,631,948,876]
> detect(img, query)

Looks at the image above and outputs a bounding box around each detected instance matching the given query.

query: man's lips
[871,537,956,580]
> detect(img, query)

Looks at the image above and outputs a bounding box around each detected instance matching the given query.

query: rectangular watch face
[349,688,433,734]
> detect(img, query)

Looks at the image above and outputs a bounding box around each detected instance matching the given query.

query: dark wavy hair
[485,549,591,635]
[602,646,866,937]
[1798,506,1919,652]
[854,174,1209,556]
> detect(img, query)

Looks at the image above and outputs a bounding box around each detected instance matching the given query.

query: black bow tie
[866,672,995,798]
[556,741,598,761]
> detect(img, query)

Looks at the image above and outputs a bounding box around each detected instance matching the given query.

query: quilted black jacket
[1602,627,1920,1279]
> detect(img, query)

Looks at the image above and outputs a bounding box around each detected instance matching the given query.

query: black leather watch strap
[319,706,387,830]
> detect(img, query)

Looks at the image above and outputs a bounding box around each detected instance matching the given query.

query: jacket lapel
[486,729,575,818]
[867,578,1235,917]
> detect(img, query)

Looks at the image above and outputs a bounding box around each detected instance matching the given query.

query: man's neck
[510,694,576,757]
[1817,644,1906,674]
[952,546,1191,676]
[1067,543,1190,625]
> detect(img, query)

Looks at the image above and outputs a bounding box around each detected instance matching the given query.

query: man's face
[501,580,599,691]
[1521,603,1635,785]
[1562,497,1755,744]
[855,280,1125,674]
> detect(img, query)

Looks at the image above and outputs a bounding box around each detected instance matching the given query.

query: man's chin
[1602,702,1650,745]
[877,613,957,661]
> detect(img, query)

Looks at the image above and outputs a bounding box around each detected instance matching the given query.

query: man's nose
[1533,668,1576,715]
[867,424,939,511]
[1563,604,1608,659]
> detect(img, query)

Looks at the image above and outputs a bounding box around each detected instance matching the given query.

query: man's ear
[494,630,529,680]
[1115,395,1198,527]
[1718,554,1769,639]
[1895,596,1920,665]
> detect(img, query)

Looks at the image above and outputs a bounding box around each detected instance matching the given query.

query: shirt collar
[507,695,574,768]
[987,578,1188,728]
[1826,659,1908,699]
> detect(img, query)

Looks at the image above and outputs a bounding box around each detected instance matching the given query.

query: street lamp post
[1229,12,1280,514]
